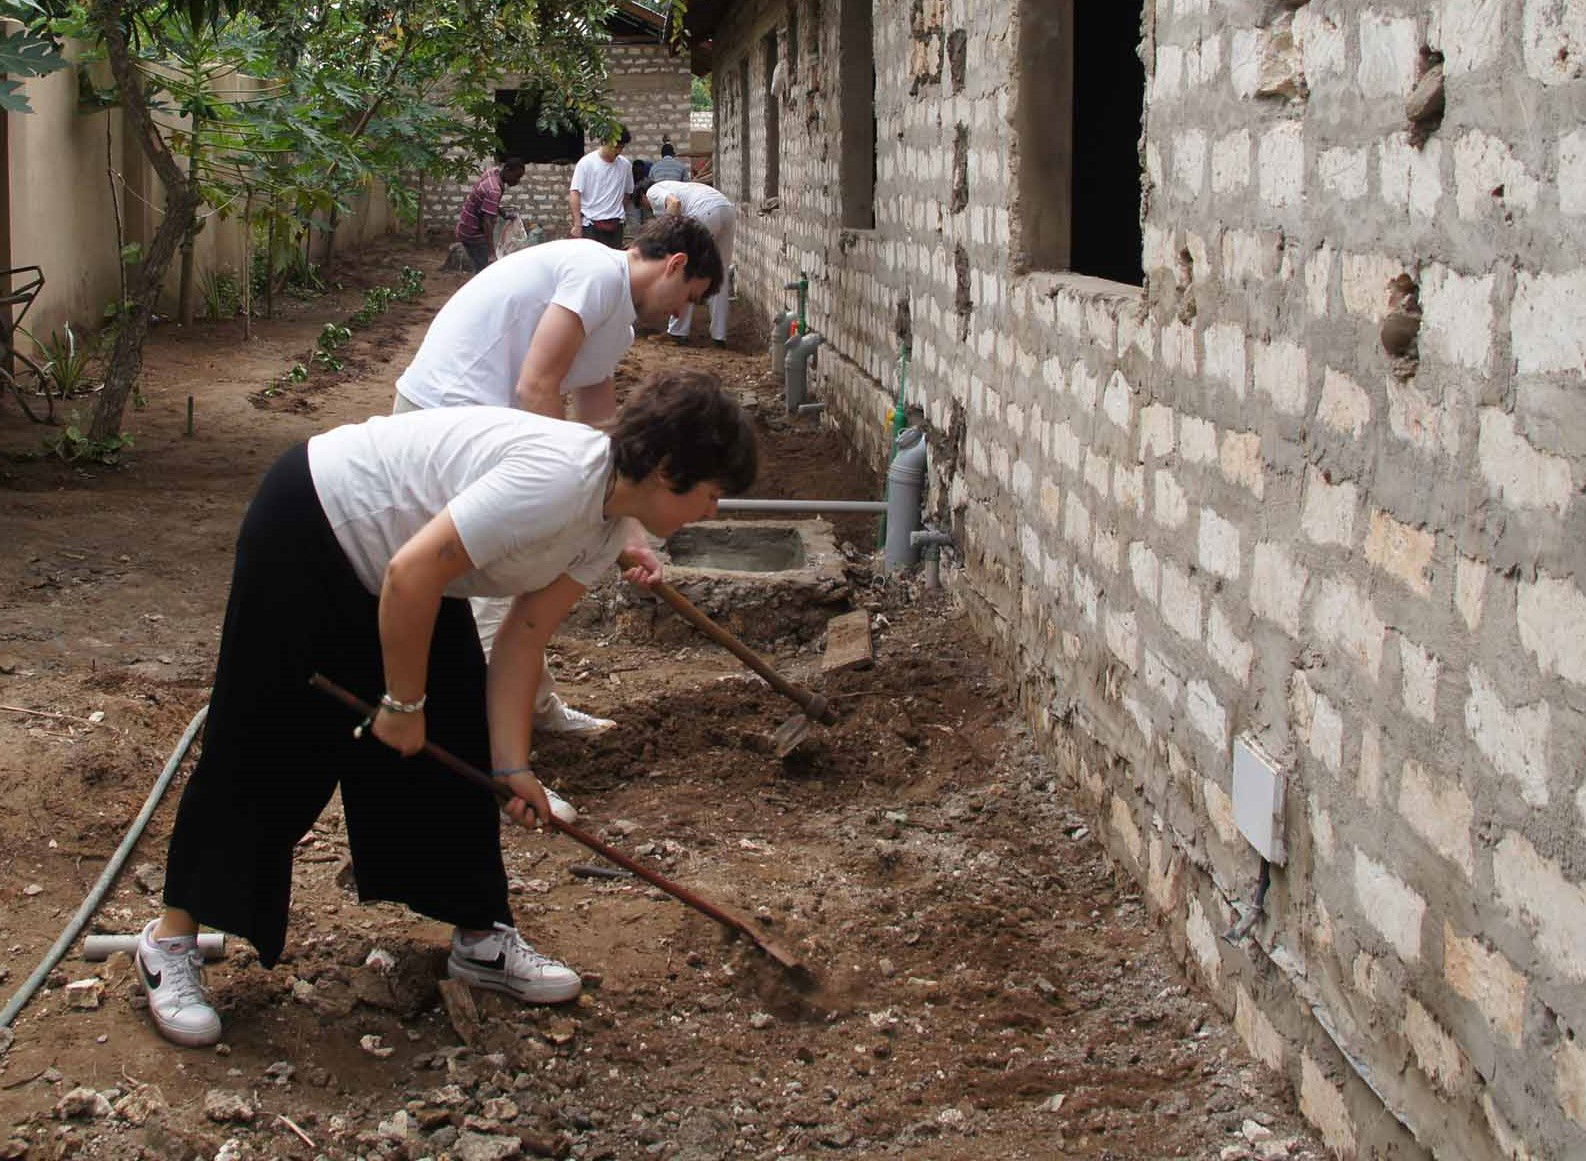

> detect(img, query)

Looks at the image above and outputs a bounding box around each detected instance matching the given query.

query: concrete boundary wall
[707,0,1586,1157]
[9,41,395,350]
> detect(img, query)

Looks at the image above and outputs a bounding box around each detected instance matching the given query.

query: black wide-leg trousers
[163,442,511,968]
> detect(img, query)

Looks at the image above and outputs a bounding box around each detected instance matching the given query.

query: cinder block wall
[710,0,1586,1157]
[424,42,694,238]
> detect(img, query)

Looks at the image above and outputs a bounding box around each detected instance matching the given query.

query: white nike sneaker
[448,923,582,1003]
[136,920,222,1047]
[534,693,614,737]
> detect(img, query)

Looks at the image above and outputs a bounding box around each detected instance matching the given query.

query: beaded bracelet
[379,692,427,714]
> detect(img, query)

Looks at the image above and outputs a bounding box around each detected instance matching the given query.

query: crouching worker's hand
[499,768,555,829]
[619,545,663,589]
[372,707,426,756]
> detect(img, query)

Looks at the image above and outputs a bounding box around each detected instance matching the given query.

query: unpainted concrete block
[1443,921,1526,1050]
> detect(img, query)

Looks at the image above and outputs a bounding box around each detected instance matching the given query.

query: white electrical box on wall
[1232,735,1286,865]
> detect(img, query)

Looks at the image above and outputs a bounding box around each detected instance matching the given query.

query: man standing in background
[456,157,525,272]
[569,130,633,249]
[646,141,690,184]
[646,180,736,348]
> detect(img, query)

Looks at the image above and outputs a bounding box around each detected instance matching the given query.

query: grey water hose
[0,703,208,1032]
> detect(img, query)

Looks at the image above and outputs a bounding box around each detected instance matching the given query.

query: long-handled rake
[309,674,813,985]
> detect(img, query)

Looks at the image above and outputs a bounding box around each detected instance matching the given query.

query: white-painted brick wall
[1400,760,1474,878]
[1301,468,1358,546]
[1354,848,1427,961]
[1399,636,1441,722]
[1465,667,1551,806]
[1199,507,1243,579]
[1161,561,1204,643]
[1477,408,1573,514]
[1252,338,1310,414]
[1517,572,1586,687]
[1251,541,1309,636]
[1312,577,1386,677]
[1493,832,1586,981]
[1357,10,1419,97]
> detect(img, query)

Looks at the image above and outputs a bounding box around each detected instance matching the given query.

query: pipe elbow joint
[910,530,953,549]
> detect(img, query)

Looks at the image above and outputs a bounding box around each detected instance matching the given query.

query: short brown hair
[632,214,724,298]
[610,370,757,495]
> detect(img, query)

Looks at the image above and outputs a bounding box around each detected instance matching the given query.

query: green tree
[6,0,629,448]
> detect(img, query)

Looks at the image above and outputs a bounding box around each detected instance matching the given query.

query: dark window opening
[495,89,583,164]
[763,32,781,198]
[787,2,800,80]
[1016,0,1144,285]
[738,56,752,202]
[839,0,875,228]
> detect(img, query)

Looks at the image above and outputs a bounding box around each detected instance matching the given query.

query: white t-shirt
[571,151,634,222]
[308,407,633,599]
[395,240,634,409]
[646,180,732,221]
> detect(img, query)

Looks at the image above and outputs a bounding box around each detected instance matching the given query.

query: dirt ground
[0,238,1325,1160]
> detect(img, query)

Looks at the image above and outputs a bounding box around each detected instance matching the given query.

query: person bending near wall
[135,372,758,1048]
[646,182,737,348]
[569,128,633,249]
[391,215,722,801]
[456,156,525,273]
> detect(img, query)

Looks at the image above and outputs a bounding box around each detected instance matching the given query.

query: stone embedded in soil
[54,1087,112,1120]
[64,978,104,1009]
[0,1138,27,1160]
[748,1012,774,1029]
[21,884,42,896]
[453,1130,523,1161]
[203,1089,255,1124]
[111,1085,167,1126]
[360,1033,395,1058]
[131,862,164,894]
[263,1061,294,1085]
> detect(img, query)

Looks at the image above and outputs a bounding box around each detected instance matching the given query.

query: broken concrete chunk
[453,1130,524,1161]
[202,1089,255,1124]
[822,609,874,672]
[64,978,104,1009]
[55,1088,113,1120]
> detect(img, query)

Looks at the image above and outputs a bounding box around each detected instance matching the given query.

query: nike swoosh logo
[461,952,507,971]
[139,959,162,989]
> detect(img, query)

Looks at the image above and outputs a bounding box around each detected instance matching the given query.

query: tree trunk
[87,0,203,445]
[264,214,275,319]
[177,138,202,326]
[241,188,254,342]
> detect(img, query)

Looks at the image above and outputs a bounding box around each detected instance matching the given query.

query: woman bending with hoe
[134,370,756,1047]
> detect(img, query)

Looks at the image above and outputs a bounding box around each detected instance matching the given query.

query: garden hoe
[651,580,838,757]
[309,675,815,987]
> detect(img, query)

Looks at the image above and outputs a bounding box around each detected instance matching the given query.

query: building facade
[423,37,695,239]
[691,0,1586,1157]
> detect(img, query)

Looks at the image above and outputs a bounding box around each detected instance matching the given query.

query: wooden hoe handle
[308,674,806,972]
[651,581,837,724]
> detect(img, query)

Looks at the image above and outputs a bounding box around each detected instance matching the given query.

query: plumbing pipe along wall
[884,429,928,570]
[785,333,825,413]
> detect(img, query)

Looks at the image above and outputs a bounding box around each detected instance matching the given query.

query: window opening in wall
[787,2,800,80]
[495,89,584,164]
[839,0,876,228]
[1016,0,1144,285]
[763,31,781,198]
[738,55,752,202]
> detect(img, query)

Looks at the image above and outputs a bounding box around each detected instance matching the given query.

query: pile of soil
[0,238,1322,1160]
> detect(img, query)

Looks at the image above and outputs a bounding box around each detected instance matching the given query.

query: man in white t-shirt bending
[569,129,634,250]
[393,216,723,775]
[646,182,738,348]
